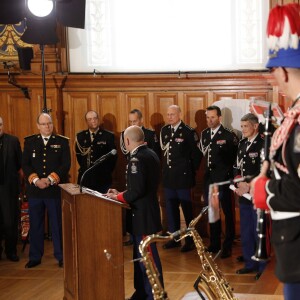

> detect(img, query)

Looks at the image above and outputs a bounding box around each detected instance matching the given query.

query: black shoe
[6,254,19,262]
[207,245,221,254]
[25,260,41,268]
[255,272,262,280]
[123,240,133,246]
[163,240,180,249]
[236,267,254,274]
[236,255,244,262]
[180,243,195,253]
[220,248,232,259]
[59,260,63,268]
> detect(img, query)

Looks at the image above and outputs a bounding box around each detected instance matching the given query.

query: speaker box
[17,47,34,71]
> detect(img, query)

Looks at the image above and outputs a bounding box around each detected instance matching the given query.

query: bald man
[160,105,201,252]
[106,125,163,300]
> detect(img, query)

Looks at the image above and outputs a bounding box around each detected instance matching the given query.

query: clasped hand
[36,178,50,189]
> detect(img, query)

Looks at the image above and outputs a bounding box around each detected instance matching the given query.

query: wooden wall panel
[183,92,208,130]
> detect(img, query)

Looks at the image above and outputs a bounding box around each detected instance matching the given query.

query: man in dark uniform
[120,109,160,158]
[233,113,266,280]
[106,125,163,300]
[251,4,300,299]
[120,109,160,246]
[160,105,201,252]
[75,110,117,193]
[22,113,71,268]
[0,117,22,262]
[199,105,239,258]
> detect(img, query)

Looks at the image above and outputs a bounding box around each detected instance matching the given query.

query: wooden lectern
[60,184,129,300]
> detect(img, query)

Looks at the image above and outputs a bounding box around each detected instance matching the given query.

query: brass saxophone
[139,206,238,300]
[173,206,238,300]
[139,234,170,300]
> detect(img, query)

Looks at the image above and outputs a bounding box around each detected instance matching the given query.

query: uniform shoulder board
[161,124,169,130]
[183,124,194,131]
[76,130,87,136]
[57,134,70,140]
[239,137,247,145]
[144,127,155,133]
[102,129,114,135]
[24,134,36,139]
[224,127,234,132]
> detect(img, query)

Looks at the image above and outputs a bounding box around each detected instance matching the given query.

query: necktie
[171,128,175,136]
[211,131,214,138]
[246,141,251,148]
[44,138,48,146]
[91,132,95,141]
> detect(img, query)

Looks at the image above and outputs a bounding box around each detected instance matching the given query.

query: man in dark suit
[0,117,22,262]
[106,125,163,300]
[160,105,201,252]
[233,113,266,280]
[75,110,117,193]
[120,109,160,158]
[199,105,239,258]
[22,113,71,268]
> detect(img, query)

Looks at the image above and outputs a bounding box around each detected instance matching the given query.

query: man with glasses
[22,113,71,268]
[75,110,117,193]
[251,4,300,299]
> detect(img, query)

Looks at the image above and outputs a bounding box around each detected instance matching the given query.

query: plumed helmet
[266,3,300,68]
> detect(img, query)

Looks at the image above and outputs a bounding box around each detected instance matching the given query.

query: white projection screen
[68,0,269,73]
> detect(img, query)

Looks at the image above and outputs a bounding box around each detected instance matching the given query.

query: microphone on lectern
[80,149,117,192]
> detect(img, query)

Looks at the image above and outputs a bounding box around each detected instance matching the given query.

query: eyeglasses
[39,122,53,126]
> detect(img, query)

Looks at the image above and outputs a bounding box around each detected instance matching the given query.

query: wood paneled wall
[0,71,289,188]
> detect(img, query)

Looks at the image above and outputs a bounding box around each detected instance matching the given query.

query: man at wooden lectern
[22,113,71,268]
[106,125,163,300]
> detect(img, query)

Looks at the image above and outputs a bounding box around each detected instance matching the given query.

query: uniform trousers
[28,197,63,262]
[0,185,19,256]
[239,203,266,272]
[131,234,164,300]
[164,188,193,232]
[284,283,300,300]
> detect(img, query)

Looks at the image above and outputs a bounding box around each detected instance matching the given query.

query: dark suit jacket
[200,124,239,183]
[160,121,201,189]
[123,145,162,236]
[22,134,71,198]
[75,129,117,191]
[0,133,22,189]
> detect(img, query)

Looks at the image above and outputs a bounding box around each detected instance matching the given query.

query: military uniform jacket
[22,134,71,198]
[75,129,117,189]
[233,134,263,204]
[120,126,161,159]
[160,121,201,189]
[123,145,162,236]
[264,104,300,283]
[200,124,239,183]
